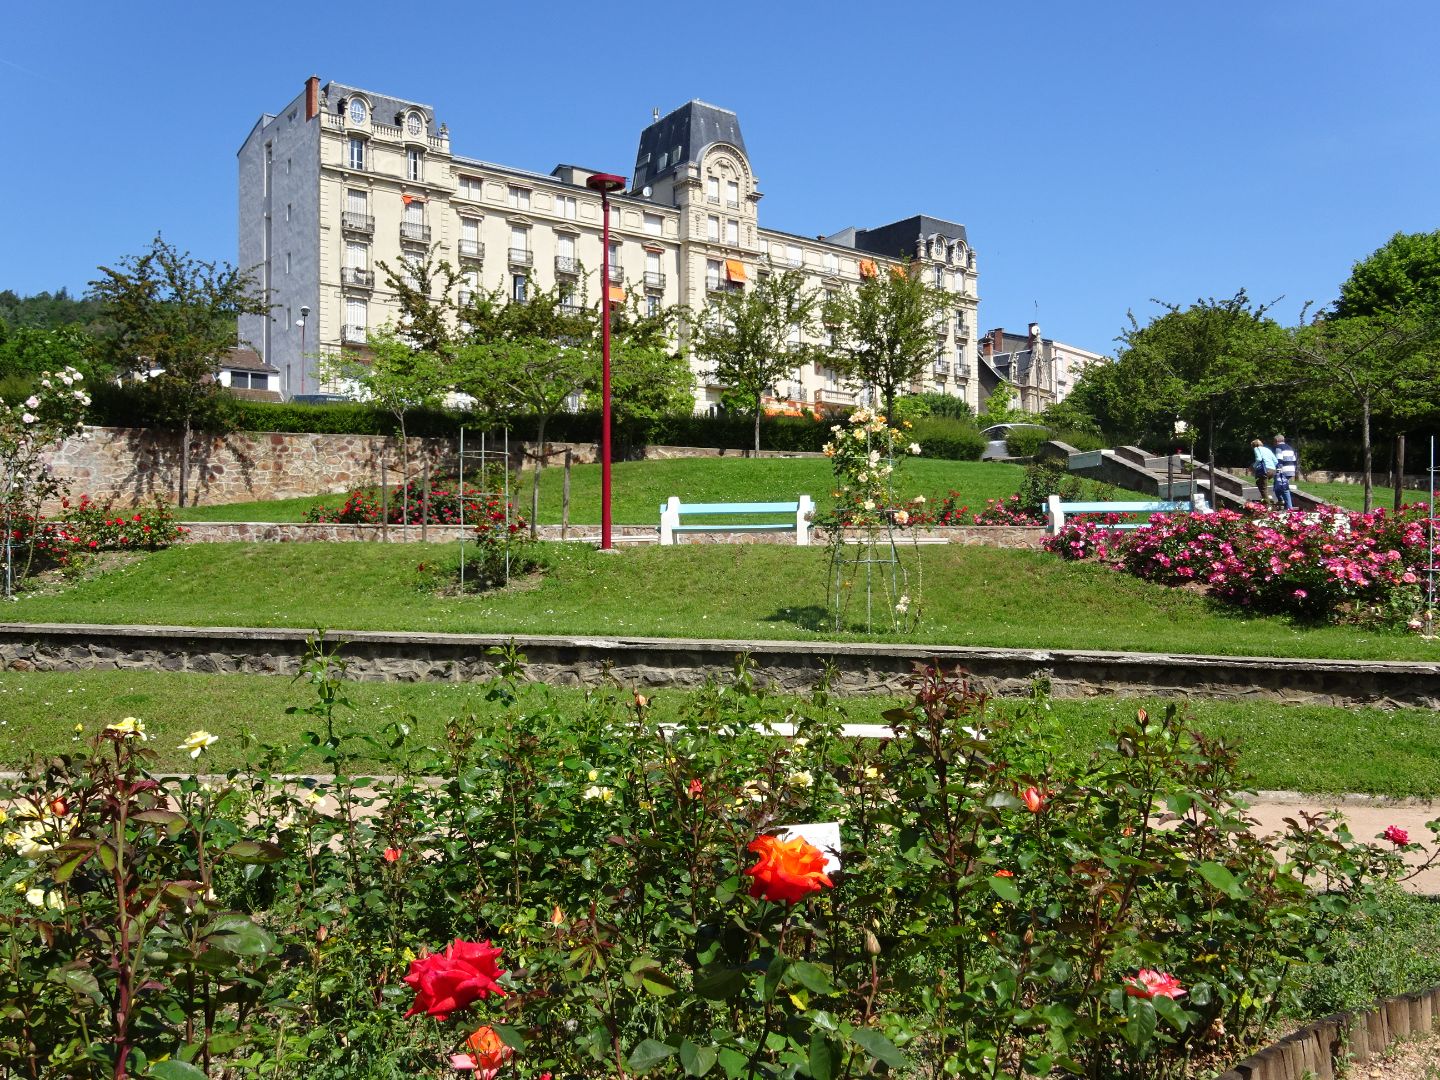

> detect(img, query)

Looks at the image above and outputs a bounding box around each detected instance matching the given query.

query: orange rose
[456,1026,514,1078]
[744,833,834,904]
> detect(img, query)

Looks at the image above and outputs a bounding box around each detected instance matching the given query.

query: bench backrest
[659,495,815,546]
[1044,493,1209,536]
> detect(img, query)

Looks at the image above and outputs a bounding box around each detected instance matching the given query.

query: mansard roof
[321,81,436,131]
[632,100,747,191]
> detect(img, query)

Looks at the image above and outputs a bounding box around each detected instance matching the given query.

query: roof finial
[652,107,660,122]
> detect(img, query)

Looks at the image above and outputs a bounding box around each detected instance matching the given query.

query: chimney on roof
[305,75,320,121]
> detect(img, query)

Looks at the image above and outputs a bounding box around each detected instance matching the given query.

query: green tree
[0,324,98,383]
[319,326,449,525]
[377,248,462,355]
[1287,310,1438,511]
[1111,291,1285,463]
[823,261,952,422]
[690,270,818,452]
[453,278,597,534]
[1334,230,1440,322]
[976,381,1027,428]
[88,236,269,507]
[585,295,695,424]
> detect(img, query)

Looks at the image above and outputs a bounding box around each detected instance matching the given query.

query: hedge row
[83,385,988,460]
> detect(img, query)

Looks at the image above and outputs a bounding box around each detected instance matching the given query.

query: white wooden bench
[1045,494,1209,536]
[659,496,815,546]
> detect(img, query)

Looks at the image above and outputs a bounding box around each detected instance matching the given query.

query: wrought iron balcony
[458,289,473,306]
[769,253,803,269]
[608,264,624,283]
[399,222,431,244]
[458,239,484,261]
[643,271,666,291]
[341,267,374,288]
[934,361,951,376]
[341,324,368,344]
[508,247,533,267]
[955,363,971,378]
[555,255,580,275]
[341,212,374,234]
[559,302,581,316]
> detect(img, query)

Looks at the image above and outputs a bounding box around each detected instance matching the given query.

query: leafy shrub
[0,656,1416,1078]
[1017,458,1083,513]
[928,490,1047,526]
[1000,424,1052,458]
[1046,502,1437,628]
[909,415,985,461]
[62,495,184,552]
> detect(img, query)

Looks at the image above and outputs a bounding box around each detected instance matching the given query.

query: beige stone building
[978,324,1106,413]
[239,78,980,412]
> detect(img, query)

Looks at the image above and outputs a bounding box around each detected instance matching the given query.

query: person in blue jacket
[1272,433,1298,510]
[1250,439,1278,505]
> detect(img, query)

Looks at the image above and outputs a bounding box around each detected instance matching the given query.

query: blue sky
[2,1,1436,356]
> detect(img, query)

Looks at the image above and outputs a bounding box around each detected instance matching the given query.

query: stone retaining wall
[176,522,1047,548]
[1219,984,1440,1079]
[43,427,827,511]
[2,625,1436,708]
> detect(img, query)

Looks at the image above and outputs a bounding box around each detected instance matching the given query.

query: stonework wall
[42,427,828,512]
[2,625,1436,709]
[44,427,458,510]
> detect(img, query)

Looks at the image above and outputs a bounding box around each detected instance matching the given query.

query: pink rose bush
[1044,502,1438,626]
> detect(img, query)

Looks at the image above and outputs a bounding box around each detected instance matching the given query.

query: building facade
[978,324,1105,413]
[239,78,981,412]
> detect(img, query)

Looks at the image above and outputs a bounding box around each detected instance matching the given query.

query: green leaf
[1196,861,1242,898]
[788,960,836,996]
[808,1033,838,1080]
[850,1027,907,1068]
[1122,998,1157,1049]
[987,874,1021,903]
[627,1038,677,1074]
[491,1024,526,1052]
[201,914,276,957]
[763,954,789,1003]
[52,848,94,884]
[49,966,101,1004]
[692,966,746,1000]
[149,1062,208,1080]
[224,840,286,865]
[679,1039,717,1077]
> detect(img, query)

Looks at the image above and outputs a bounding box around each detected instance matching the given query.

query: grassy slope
[177,458,1030,524]
[6,541,1434,661]
[1,669,1436,796]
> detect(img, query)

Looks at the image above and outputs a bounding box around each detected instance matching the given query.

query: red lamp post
[586,171,626,550]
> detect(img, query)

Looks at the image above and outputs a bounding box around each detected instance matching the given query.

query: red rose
[403,939,506,1020]
[1384,825,1409,846]
[383,847,402,863]
[744,833,834,905]
[1124,969,1185,1000]
[1022,787,1045,813]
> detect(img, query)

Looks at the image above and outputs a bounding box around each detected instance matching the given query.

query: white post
[1046,493,1065,535]
[660,496,681,546]
[796,494,814,546]
[1191,492,1210,515]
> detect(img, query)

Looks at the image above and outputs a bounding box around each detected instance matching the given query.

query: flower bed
[1,643,1429,1078]
[1044,503,1438,628]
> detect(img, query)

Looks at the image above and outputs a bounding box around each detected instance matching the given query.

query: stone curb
[1,623,1438,708]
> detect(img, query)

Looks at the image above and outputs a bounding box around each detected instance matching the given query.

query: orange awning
[859,259,877,278]
[725,259,747,282]
[607,285,626,302]
[890,264,907,278]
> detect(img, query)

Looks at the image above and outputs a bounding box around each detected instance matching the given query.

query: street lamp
[586,171,626,550]
[295,305,311,397]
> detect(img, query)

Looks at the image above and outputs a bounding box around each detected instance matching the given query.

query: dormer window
[406,112,423,136]
[348,98,367,124]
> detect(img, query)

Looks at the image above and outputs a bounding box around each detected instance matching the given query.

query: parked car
[980,422,1050,460]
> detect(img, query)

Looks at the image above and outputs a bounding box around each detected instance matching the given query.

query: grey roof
[222,347,278,373]
[632,101,746,192]
[854,214,968,258]
[322,81,436,131]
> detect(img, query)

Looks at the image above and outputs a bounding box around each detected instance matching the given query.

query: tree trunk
[179,416,191,509]
[530,416,546,540]
[1395,434,1406,513]
[884,385,896,424]
[1361,394,1373,513]
[752,402,762,456]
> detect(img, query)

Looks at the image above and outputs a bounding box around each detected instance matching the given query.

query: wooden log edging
[1216,984,1440,1079]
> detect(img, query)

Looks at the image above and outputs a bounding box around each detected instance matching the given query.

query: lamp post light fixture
[585,171,626,551]
[295,305,311,396]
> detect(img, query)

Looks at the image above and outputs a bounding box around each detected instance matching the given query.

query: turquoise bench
[659,495,815,546]
[1045,494,1208,535]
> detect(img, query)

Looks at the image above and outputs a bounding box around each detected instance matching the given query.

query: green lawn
[177,458,1030,524]
[1300,479,1410,512]
[1,669,1435,796]
[7,541,1435,661]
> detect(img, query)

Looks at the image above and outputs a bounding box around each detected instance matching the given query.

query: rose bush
[1,642,1432,1078]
